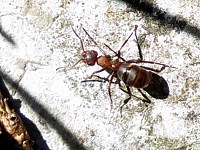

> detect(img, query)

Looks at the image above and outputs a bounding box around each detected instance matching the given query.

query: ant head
[81,50,98,66]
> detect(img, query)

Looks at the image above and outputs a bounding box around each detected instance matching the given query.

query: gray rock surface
[0,0,199,149]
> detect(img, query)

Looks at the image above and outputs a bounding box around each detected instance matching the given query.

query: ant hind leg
[141,65,166,73]
[137,89,151,104]
[108,73,116,110]
[119,86,132,117]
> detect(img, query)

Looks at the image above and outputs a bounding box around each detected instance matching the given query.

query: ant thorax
[97,55,112,68]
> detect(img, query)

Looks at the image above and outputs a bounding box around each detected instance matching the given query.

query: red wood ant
[57,25,176,115]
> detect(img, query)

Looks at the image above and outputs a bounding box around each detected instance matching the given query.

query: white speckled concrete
[0,0,200,149]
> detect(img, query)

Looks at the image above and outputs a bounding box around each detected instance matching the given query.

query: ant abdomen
[117,63,152,88]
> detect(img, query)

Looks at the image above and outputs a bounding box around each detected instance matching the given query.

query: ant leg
[81,67,109,82]
[81,74,109,83]
[82,74,118,84]
[118,81,144,100]
[104,43,118,55]
[117,25,138,60]
[79,67,107,82]
[126,60,177,69]
[108,73,115,109]
[88,67,118,83]
[141,66,165,73]
[81,79,106,83]
[89,67,107,77]
[89,74,110,82]
[104,43,126,62]
[119,86,132,117]
[134,25,143,60]
[137,89,151,103]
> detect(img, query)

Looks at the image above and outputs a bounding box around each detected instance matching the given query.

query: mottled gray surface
[0,0,200,149]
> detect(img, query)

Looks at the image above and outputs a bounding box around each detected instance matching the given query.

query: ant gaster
[58,25,176,115]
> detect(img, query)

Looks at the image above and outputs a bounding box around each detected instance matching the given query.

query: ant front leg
[81,76,110,83]
[81,67,110,83]
[89,68,106,78]
[89,67,118,83]
[81,74,118,84]
[89,67,107,78]
[134,25,144,61]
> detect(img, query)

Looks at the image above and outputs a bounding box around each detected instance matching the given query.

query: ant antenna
[56,59,83,71]
[56,26,86,71]
[82,27,107,55]
[71,26,85,52]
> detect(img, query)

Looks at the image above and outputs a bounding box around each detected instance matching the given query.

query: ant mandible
[57,25,176,115]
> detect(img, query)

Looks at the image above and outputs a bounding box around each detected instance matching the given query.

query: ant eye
[86,54,92,60]
[82,53,86,58]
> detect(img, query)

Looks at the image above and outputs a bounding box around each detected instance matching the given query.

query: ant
[57,25,176,115]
